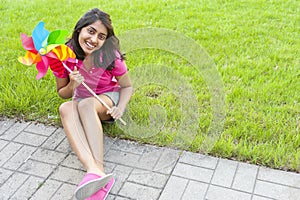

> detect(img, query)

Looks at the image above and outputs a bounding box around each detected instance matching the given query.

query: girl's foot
[86,177,115,200]
[75,173,112,200]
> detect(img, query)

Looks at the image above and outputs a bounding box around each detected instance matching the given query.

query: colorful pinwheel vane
[18,21,76,79]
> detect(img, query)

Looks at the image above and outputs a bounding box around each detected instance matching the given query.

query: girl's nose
[91,35,98,44]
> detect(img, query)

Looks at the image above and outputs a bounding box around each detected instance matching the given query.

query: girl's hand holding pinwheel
[68,66,85,90]
[107,106,123,120]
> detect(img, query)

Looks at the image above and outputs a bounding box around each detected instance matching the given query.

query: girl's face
[78,20,108,56]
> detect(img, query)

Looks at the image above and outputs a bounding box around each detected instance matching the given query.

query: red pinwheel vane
[18,21,76,79]
[18,21,127,125]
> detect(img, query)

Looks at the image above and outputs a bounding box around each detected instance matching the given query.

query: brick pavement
[0,119,300,200]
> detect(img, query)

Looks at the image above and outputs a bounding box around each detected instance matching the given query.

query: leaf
[18,51,41,66]
[47,29,68,45]
[32,21,49,51]
[20,33,37,53]
[35,56,49,79]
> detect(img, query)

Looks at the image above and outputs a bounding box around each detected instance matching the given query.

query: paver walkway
[0,119,299,200]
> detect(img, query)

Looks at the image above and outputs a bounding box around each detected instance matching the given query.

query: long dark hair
[67,8,124,70]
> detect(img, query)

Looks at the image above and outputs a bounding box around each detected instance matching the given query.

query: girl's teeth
[86,42,95,48]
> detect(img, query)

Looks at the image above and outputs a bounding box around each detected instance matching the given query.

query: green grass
[0,0,299,172]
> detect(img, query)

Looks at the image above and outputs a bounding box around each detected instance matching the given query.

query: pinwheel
[18,21,126,125]
[18,21,76,79]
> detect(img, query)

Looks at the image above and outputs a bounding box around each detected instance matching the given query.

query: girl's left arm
[108,73,133,119]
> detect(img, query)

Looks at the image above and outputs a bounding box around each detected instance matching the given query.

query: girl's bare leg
[77,95,113,174]
[59,101,106,176]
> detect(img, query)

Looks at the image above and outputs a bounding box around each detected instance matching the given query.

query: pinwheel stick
[62,62,127,126]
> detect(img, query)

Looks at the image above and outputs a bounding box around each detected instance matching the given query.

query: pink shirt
[63,56,127,99]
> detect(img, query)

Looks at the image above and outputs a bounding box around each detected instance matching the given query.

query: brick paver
[0,119,300,200]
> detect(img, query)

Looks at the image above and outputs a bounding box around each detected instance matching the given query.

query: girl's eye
[98,34,106,41]
[88,29,94,34]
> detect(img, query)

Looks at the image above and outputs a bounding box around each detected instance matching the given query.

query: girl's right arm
[55,67,84,99]
[56,77,73,99]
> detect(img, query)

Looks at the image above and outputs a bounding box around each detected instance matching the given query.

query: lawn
[0,0,299,172]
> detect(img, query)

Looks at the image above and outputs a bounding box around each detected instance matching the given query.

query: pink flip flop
[75,173,112,200]
[86,177,115,200]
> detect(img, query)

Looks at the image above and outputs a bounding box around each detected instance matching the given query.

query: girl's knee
[78,98,107,116]
[59,101,74,117]
[77,98,95,113]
